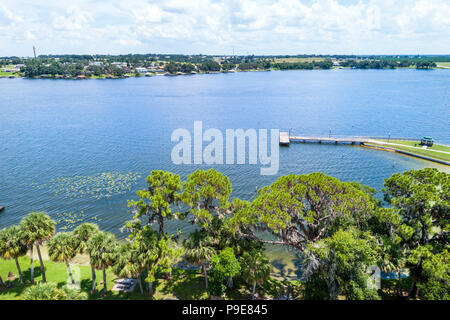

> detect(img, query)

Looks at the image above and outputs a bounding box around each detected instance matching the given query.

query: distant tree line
[164,62,197,73]
[21,61,125,78]
[163,60,224,74]
[415,61,438,69]
[272,60,334,70]
[0,57,25,66]
[1,53,447,78]
[340,59,437,69]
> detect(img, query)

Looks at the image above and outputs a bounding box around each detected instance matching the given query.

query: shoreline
[362,142,450,166]
[1,66,448,80]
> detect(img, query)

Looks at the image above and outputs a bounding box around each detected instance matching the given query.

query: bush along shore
[0,168,448,300]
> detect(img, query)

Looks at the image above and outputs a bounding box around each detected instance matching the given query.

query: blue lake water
[1,69,449,277]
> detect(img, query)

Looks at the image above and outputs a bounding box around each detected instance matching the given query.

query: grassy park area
[0,255,209,300]
[0,249,410,300]
[368,140,450,163]
[0,71,18,77]
[0,248,299,300]
[436,62,450,68]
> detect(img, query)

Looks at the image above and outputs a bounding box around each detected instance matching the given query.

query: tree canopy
[383,168,449,299]
[234,173,376,251]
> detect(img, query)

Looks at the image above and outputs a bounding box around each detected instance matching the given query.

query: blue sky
[0,0,449,56]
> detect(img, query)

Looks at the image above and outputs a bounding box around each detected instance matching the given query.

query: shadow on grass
[225,277,291,300]
[0,280,26,299]
[0,266,43,299]
[157,268,208,300]
[77,276,151,300]
[380,278,412,300]
[1,264,298,301]
[270,253,303,281]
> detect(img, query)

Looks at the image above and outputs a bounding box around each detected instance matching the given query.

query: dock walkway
[278,132,449,166]
[279,132,415,145]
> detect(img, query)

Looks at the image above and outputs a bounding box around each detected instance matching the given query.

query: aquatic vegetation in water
[55,211,103,231]
[31,171,141,200]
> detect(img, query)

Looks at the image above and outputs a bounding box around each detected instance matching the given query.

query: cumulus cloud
[0,0,449,56]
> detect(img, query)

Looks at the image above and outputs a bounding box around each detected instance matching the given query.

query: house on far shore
[1,67,17,73]
[147,67,165,73]
[112,62,127,68]
[89,61,103,67]
[135,67,148,74]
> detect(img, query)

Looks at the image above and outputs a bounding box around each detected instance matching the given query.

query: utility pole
[33,46,37,58]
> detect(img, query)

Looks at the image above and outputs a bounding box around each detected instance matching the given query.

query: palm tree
[0,228,6,288]
[19,212,56,283]
[134,228,160,294]
[240,250,271,299]
[183,230,215,290]
[0,226,28,285]
[73,223,99,291]
[113,242,145,294]
[86,231,117,294]
[48,232,77,284]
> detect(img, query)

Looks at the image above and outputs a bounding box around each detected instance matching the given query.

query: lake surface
[1,69,449,278]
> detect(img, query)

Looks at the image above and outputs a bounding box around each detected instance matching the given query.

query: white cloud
[0,0,449,56]
[0,4,22,25]
[51,7,93,31]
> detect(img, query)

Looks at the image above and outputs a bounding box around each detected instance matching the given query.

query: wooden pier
[279,132,416,146]
[278,132,449,166]
[279,133,371,145]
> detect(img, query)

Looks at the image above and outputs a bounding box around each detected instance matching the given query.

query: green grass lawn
[380,278,412,300]
[88,75,107,79]
[0,71,18,77]
[380,140,450,152]
[0,255,209,300]
[0,255,296,300]
[372,140,450,162]
[436,62,450,68]
[1,255,413,300]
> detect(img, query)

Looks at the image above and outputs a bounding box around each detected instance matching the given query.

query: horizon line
[2,52,450,59]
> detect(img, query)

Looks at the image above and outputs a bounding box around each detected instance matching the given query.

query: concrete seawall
[362,144,450,166]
